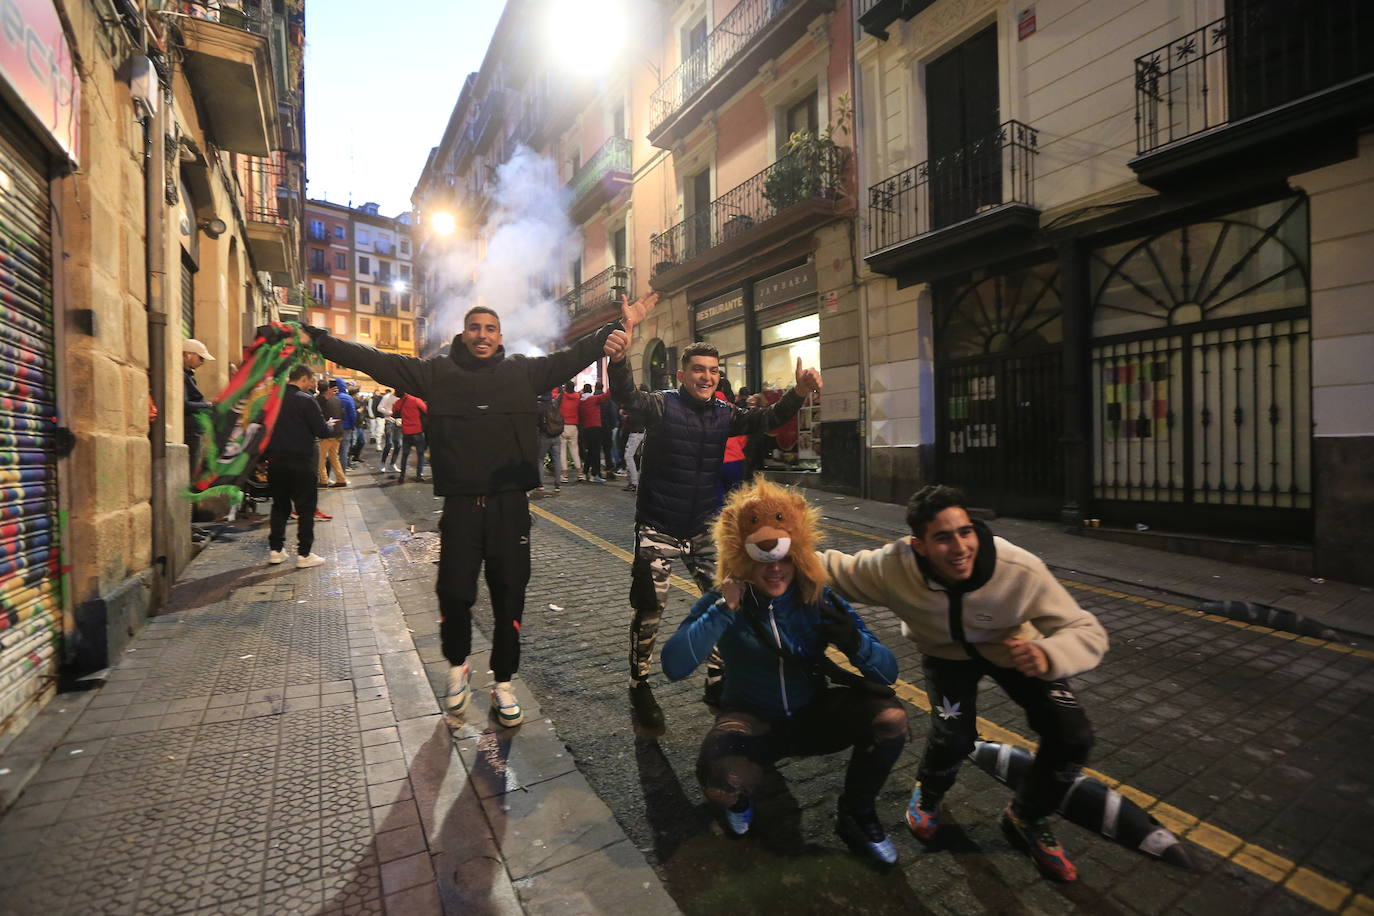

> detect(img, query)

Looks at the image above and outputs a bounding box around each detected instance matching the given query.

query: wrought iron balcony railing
[568,137,632,204]
[180,0,268,36]
[650,0,793,135]
[307,226,328,241]
[559,266,633,320]
[243,156,290,226]
[652,147,843,273]
[868,120,1037,252]
[1134,0,1373,156]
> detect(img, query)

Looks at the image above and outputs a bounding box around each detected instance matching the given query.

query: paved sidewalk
[0,482,678,915]
[796,487,1374,638]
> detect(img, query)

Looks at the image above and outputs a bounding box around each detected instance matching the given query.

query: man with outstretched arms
[605,325,822,730]
[821,484,1109,882]
[304,295,654,727]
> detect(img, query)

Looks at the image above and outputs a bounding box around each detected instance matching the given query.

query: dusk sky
[303,1,505,217]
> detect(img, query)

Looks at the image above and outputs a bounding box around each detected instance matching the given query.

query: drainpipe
[849,9,872,500]
[144,91,169,609]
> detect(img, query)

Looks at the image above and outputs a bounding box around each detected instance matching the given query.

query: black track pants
[436,491,531,681]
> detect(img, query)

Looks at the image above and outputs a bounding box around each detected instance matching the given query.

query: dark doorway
[925,25,1000,230]
[935,265,1064,518]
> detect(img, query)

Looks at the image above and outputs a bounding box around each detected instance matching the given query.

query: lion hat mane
[712,477,828,604]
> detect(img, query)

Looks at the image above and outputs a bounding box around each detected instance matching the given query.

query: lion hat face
[712,477,827,604]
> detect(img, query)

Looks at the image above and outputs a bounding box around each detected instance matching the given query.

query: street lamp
[391,280,408,294]
[429,211,457,237]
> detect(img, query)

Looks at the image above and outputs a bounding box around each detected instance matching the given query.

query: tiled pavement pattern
[0,482,539,916]
[474,482,1374,916]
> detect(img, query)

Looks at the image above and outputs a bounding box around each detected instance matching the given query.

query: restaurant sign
[693,287,745,331]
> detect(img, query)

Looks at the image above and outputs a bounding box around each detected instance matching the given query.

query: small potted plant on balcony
[763,95,852,212]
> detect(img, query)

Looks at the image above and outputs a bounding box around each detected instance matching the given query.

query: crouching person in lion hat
[661,478,909,864]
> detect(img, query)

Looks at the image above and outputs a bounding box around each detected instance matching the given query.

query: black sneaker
[629,682,664,729]
[836,803,899,866]
[702,672,723,706]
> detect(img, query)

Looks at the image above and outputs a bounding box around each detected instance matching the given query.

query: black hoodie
[316,323,620,495]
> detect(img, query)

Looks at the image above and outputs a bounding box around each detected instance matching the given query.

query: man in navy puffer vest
[607,335,822,729]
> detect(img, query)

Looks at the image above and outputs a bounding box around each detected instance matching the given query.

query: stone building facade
[0,0,306,744]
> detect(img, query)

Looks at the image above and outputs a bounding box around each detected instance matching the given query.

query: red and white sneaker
[1001,805,1078,882]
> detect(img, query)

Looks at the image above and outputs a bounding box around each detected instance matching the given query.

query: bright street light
[547,0,627,73]
[391,280,408,293]
[429,211,457,237]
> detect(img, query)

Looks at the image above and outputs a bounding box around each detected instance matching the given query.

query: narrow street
[360,469,1374,915]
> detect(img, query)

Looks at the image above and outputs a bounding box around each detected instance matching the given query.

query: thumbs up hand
[793,356,822,396]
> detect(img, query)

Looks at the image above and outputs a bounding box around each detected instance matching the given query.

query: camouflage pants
[629,524,720,681]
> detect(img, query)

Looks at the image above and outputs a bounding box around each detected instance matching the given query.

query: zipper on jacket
[767,602,791,717]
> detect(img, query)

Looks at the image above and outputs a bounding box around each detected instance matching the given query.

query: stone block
[71,570,153,676]
[1314,435,1374,586]
[820,336,859,366]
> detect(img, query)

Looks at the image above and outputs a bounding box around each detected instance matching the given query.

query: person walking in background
[621,391,647,493]
[716,378,748,499]
[395,391,428,483]
[578,382,610,483]
[348,384,369,463]
[182,338,215,478]
[599,385,620,476]
[334,380,358,471]
[536,390,564,493]
[558,380,582,483]
[377,388,401,472]
[317,382,347,488]
[265,364,331,569]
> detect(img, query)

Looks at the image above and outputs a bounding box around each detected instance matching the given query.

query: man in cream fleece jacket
[822,485,1108,882]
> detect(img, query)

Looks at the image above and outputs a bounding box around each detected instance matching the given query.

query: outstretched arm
[526,292,658,393]
[313,333,434,399]
[728,356,821,435]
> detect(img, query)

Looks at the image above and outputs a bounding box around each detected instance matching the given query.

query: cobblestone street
[2,468,1371,915]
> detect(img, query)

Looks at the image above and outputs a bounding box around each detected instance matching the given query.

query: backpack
[539,398,565,437]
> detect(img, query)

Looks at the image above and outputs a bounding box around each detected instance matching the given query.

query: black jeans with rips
[267,455,318,556]
[917,654,1094,819]
[436,490,530,682]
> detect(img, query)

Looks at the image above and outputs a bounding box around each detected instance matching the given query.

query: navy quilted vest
[636,389,733,539]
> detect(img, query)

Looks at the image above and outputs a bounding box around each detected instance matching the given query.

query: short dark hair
[563,380,576,393]
[289,364,314,382]
[681,342,719,366]
[593,382,603,393]
[464,305,500,328]
[581,383,592,393]
[906,485,967,538]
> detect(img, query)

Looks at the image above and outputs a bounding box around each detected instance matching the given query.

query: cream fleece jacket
[821,536,1108,679]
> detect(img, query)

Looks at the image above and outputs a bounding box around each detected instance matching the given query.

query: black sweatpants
[917,654,1094,819]
[580,426,603,478]
[436,490,531,681]
[696,688,908,808]
[267,456,317,556]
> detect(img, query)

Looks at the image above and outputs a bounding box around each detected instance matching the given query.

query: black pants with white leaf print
[918,654,1094,819]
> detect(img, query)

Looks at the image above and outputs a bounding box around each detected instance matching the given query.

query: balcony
[866,120,1039,280]
[473,89,510,151]
[176,1,281,154]
[560,266,633,337]
[651,148,846,293]
[243,156,298,285]
[648,0,831,150]
[307,255,328,275]
[567,137,632,223]
[855,0,937,41]
[306,226,329,242]
[1130,0,1374,189]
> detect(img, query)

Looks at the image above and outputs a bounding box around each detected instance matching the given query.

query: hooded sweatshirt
[821,522,1108,679]
[315,322,620,495]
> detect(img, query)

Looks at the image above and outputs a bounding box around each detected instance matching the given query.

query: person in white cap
[183,338,215,476]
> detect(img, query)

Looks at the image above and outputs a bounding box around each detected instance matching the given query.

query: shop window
[760,313,821,470]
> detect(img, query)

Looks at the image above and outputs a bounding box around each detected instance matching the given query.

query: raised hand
[817,597,861,655]
[793,356,822,396]
[604,328,632,361]
[720,579,744,611]
[621,291,660,330]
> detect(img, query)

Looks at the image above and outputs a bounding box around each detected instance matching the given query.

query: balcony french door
[925,25,1000,229]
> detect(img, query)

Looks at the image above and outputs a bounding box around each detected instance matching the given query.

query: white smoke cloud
[425,146,580,357]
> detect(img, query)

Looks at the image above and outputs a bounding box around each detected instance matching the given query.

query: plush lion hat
[713,477,828,604]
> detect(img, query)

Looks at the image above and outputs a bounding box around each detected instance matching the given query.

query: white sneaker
[491,681,523,727]
[295,553,326,568]
[445,663,471,717]
[268,550,285,565]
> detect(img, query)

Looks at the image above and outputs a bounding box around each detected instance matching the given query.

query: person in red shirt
[395,392,429,483]
[577,382,610,482]
[558,381,583,482]
[715,380,748,499]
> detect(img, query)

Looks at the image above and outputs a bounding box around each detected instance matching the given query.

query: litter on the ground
[548,604,563,611]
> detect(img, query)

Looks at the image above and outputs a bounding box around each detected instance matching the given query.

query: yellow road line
[818,521,1374,661]
[531,503,1362,912]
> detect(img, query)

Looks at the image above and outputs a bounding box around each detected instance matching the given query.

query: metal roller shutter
[0,128,60,739]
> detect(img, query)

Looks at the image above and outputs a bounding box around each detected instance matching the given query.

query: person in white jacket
[375,389,400,472]
[821,484,1108,883]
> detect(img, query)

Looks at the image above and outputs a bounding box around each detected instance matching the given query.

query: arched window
[645,339,672,391]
